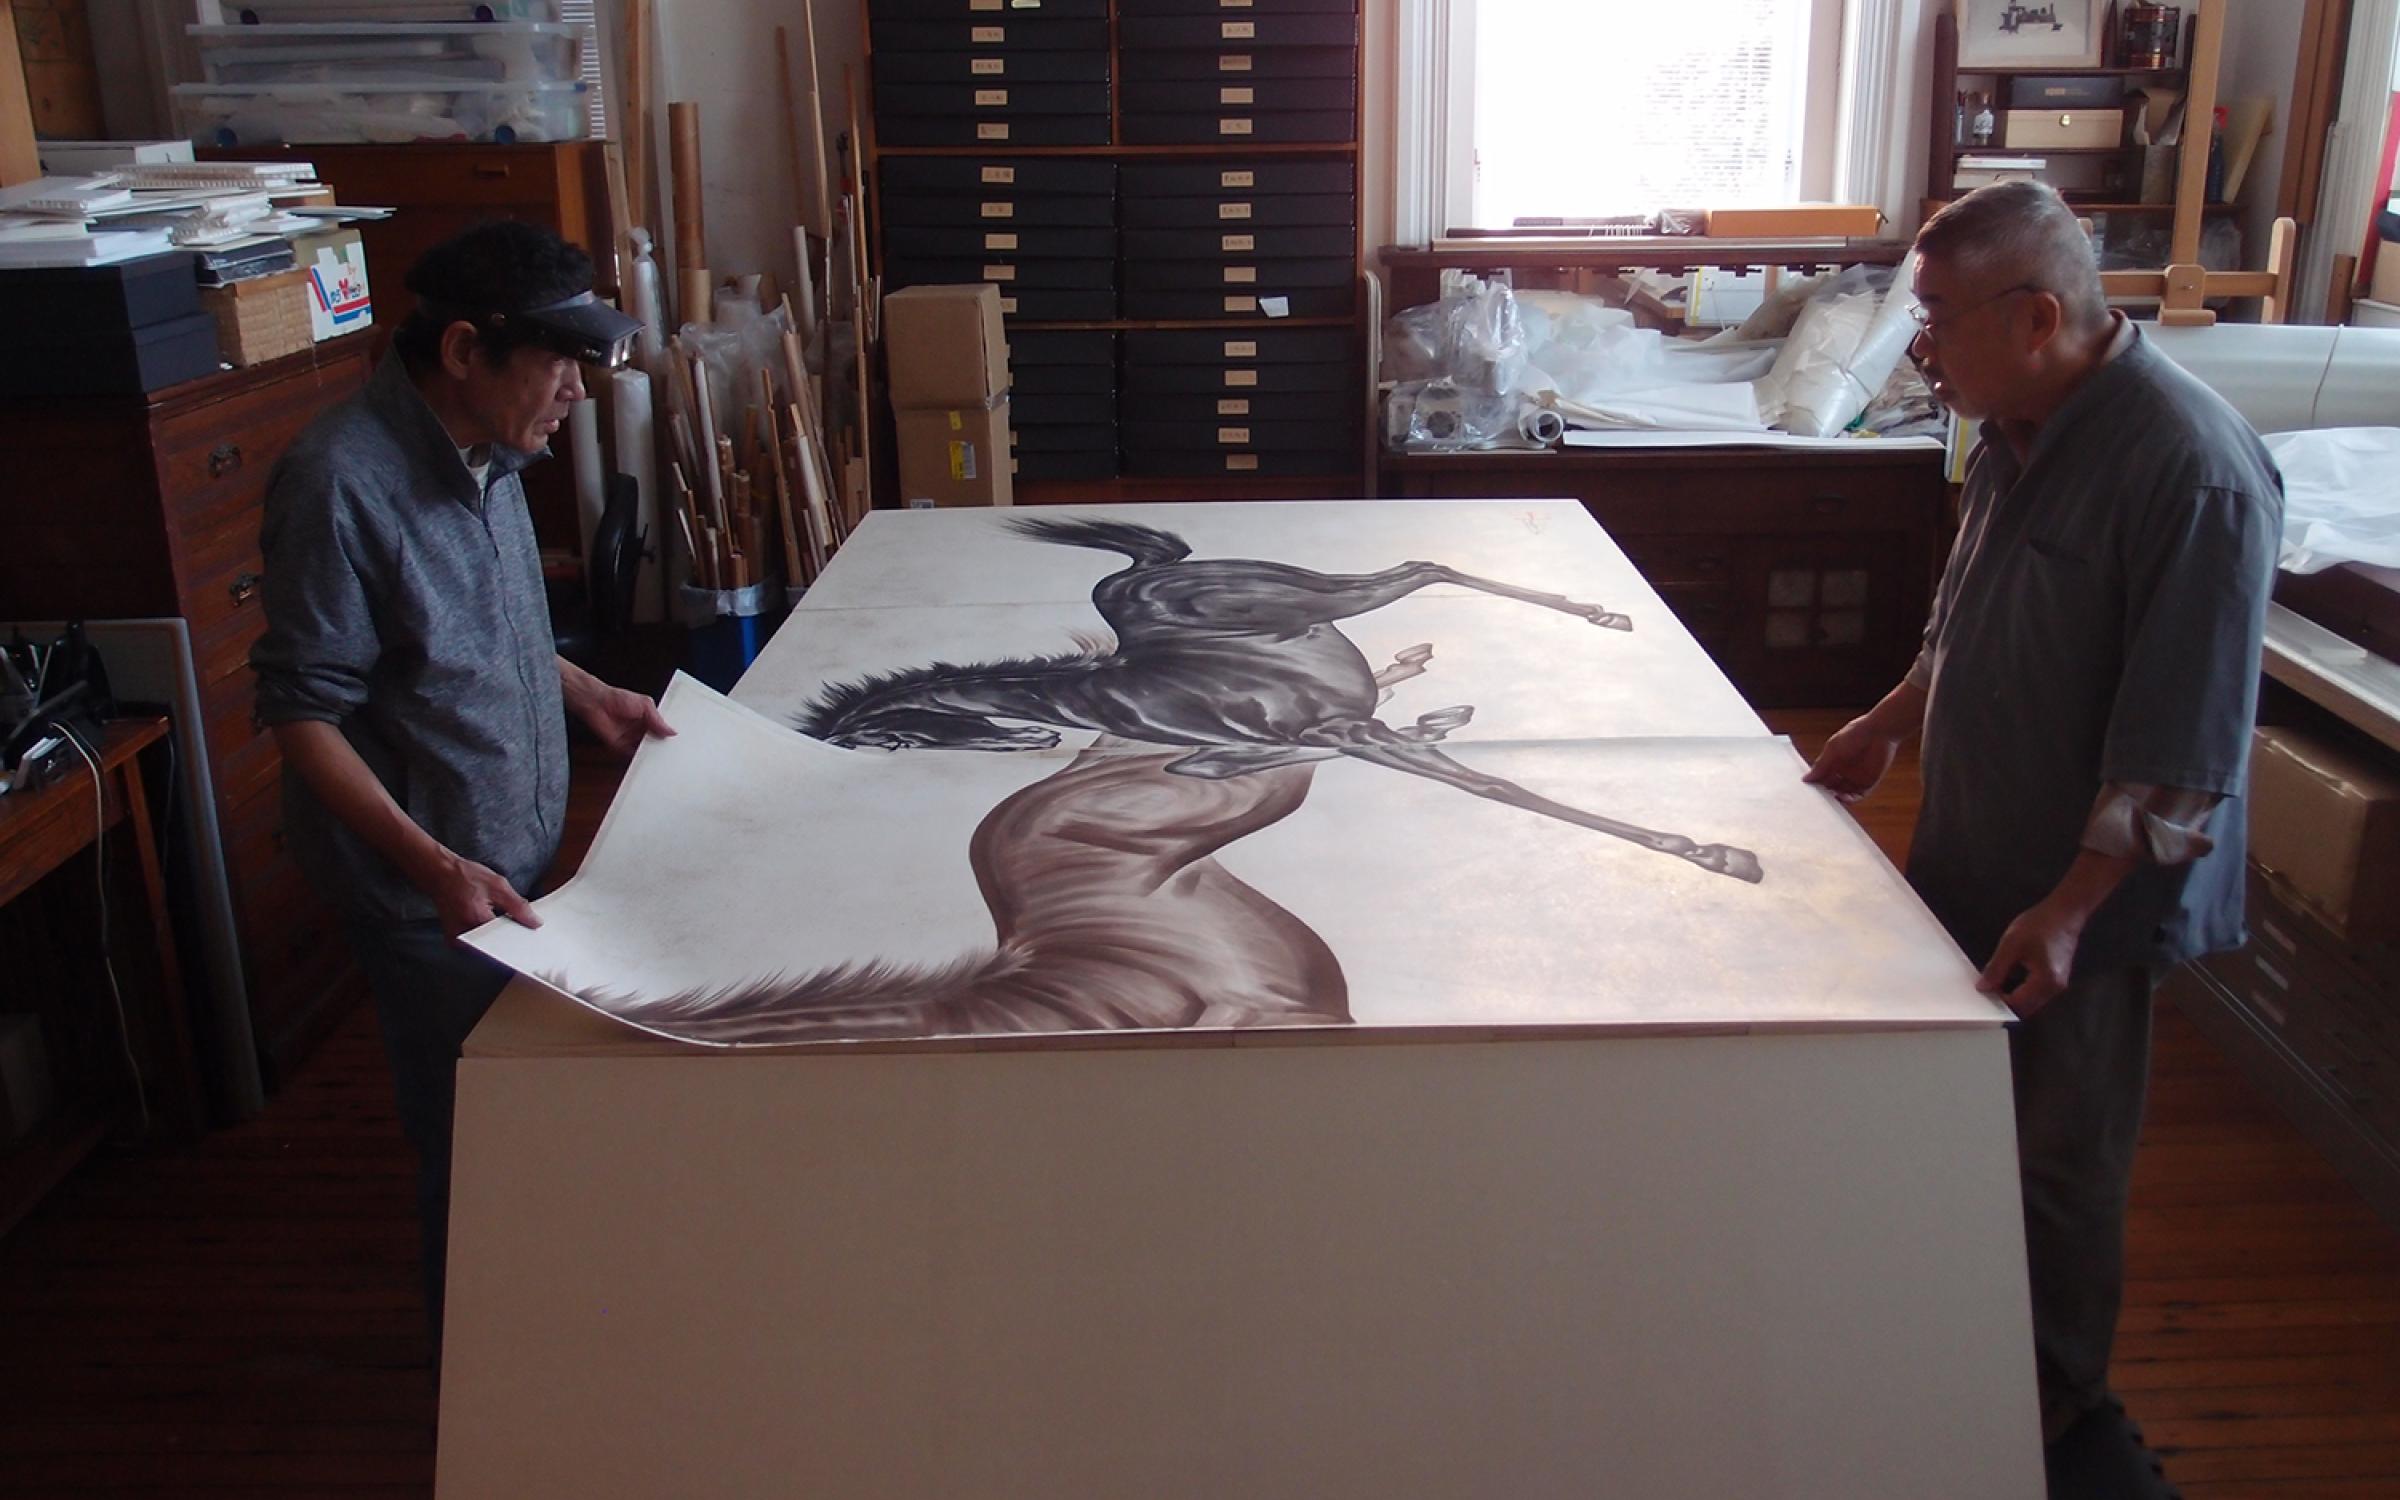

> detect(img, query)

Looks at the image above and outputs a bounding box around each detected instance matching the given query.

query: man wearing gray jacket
[252,221,668,1337]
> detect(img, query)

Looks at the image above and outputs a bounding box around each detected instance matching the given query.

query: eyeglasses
[1906,282,2041,339]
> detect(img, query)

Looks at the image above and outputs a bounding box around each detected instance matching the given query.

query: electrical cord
[53,721,150,1137]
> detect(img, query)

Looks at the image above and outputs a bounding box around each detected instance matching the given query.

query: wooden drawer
[228,842,354,1054]
[158,393,327,540]
[199,659,271,798]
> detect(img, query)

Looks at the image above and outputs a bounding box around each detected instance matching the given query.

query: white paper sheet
[1564,429,1945,451]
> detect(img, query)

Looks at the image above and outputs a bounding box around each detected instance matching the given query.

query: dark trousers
[343,916,514,1345]
[2010,963,2160,1442]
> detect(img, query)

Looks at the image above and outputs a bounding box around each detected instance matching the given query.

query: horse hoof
[1690,844,1765,883]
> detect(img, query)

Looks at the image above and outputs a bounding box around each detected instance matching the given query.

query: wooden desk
[0,718,206,1236]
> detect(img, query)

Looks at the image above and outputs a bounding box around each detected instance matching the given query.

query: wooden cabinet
[202,141,617,547]
[1382,448,1948,708]
[0,339,374,1087]
[2168,865,2400,1230]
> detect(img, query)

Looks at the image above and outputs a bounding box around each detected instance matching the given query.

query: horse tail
[1006,515,1191,567]
[556,942,1043,1047]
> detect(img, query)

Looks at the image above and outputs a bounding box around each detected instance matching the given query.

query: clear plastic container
[189,22,581,86]
[195,2,561,22]
[173,79,590,145]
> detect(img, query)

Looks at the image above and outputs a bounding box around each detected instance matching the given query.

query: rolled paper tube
[569,398,605,571]
[628,227,665,367]
[669,101,705,270]
[678,267,713,330]
[1520,407,1566,446]
[611,367,665,621]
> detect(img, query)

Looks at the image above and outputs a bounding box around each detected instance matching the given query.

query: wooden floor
[1,716,2396,1495]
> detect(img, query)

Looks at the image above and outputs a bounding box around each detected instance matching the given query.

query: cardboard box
[2370,242,2400,309]
[292,227,372,342]
[1705,204,1884,238]
[2003,108,2126,150]
[884,283,1011,409]
[896,400,1014,508]
[2248,726,2400,942]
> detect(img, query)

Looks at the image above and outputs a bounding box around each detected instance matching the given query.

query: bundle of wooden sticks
[658,304,866,592]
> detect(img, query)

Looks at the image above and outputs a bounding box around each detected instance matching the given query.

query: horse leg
[1303,728,1763,883]
[1167,702,1473,779]
[1373,643,1435,704]
[1414,565,1634,631]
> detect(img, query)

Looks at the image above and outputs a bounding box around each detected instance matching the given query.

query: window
[1434,0,1848,230]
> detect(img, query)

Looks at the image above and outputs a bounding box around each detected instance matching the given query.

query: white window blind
[1469,0,1818,227]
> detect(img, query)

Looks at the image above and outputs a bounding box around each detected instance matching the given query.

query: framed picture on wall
[1955,0,2106,69]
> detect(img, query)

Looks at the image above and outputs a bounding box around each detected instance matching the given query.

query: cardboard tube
[611,367,664,621]
[669,101,706,321]
[569,398,606,570]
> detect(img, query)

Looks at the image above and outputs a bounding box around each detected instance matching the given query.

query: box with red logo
[291,226,372,342]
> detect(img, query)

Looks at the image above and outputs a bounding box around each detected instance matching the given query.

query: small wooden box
[2004,108,2126,149]
[200,269,313,368]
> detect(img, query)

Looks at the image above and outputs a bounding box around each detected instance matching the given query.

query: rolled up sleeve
[2100,483,2278,796]
[251,465,378,727]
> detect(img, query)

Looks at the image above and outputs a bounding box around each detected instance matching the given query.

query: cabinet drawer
[182,541,269,649]
[229,842,354,1042]
[1121,286,1355,319]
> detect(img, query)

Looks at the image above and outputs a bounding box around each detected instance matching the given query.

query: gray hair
[1913,182,2109,332]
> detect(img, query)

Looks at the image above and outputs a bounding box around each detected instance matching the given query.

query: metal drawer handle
[230,572,261,606]
[208,442,243,478]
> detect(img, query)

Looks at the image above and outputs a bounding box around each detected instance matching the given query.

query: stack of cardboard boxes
[884,283,1014,508]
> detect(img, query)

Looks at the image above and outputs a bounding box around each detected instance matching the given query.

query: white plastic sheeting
[2264,427,2400,574]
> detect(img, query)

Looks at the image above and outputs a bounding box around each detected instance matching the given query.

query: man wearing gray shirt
[1806,184,2279,1489]
[252,222,669,1337]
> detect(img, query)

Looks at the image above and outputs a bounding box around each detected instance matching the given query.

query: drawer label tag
[981,166,1015,184]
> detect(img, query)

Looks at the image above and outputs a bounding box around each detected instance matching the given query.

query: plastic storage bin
[189,22,582,86]
[173,79,588,144]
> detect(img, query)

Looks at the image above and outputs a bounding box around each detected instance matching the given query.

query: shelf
[1952,144,2139,156]
[1951,64,2183,77]
[1382,238,1909,274]
[875,142,1358,158]
[1016,474,1367,505]
[1006,316,1356,332]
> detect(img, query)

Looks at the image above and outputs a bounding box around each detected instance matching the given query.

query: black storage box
[871,17,1108,51]
[1012,390,1116,424]
[883,223,1118,259]
[1120,45,1356,79]
[1121,445,1353,478]
[2006,74,2129,108]
[873,48,1111,82]
[1014,448,1118,481]
[1011,328,1117,364]
[1121,286,1356,319]
[881,157,1118,195]
[1121,193,1355,228]
[1120,109,1353,144]
[1121,14,1359,47]
[1,310,222,397]
[1121,359,1355,395]
[1122,225,1355,259]
[1012,421,1117,452]
[875,80,1112,115]
[887,256,1116,291]
[877,113,1113,146]
[1125,326,1351,363]
[1119,159,1354,196]
[870,0,1107,15]
[0,252,201,340]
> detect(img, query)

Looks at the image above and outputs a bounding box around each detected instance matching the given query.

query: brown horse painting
[798,516,1763,883]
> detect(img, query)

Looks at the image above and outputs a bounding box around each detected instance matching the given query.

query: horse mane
[795,632,1118,737]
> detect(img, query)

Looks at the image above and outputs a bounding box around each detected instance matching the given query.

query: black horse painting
[799,516,1762,883]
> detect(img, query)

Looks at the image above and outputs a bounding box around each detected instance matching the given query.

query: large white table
[435,500,2040,1498]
